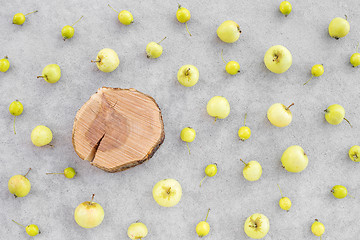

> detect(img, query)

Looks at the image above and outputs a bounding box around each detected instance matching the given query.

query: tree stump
[72,87,165,172]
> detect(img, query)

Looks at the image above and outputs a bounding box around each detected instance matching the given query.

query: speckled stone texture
[1,0,360,239]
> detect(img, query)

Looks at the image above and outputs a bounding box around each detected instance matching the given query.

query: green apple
[127,222,148,239]
[146,37,166,59]
[177,65,199,87]
[267,103,293,127]
[74,194,104,228]
[92,48,119,72]
[217,20,241,43]
[240,159,262,181]
[244,213,270,239]
[264,45,292,74]
[281,145,308,173]
[37,64,61,83]
[152,179,182,207]
[349,145,360,162]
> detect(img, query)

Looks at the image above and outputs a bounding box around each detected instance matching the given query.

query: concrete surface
[1,0,360,239]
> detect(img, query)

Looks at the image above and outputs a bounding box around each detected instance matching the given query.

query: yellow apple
[264,45,292,74]
[177,65,199,87]
[244,213,270,239]
[74,194,104,228]
[127,222,148,239]
[281,145,308,173]
[31,125,53,147]
[217,20,241,43]
[349,145,360,162]
[152,179,182,207]
[329,17,350,39]
[240,160,262,181]
[8,168,31,198]
[206,96,230,120]
[93,48,119,73]
[267,103,294,127]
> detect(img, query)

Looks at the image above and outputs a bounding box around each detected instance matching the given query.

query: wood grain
[72,87,165,172]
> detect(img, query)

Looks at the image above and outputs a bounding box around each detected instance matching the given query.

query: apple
[177,65,199,87]
[8,168,31,198]
[267,103,294,127]
[349,145,360,162]
[264,45,292,74]
[31,125,53,147]
[37,64,61,83]
[240,159,262,181]
[244,213,270,239]
[152,179,182,207]
[92,48,119,73]
[127,222,148,239]
[74,194,104,228]
[217,20,241,43]
[206,96,230,120]
[329,17,350,39]
[281,145,308,173]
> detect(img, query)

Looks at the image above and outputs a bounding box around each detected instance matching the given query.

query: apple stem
[37,76,44,79]
[12,220,26,228]
[353,154,358,160]
[186,142,190,155]
[177,3,182,9]
[25,10,38,16]
[348,194,355,198]
[199,176,207,187]
[13,116,16,135]
[204,208,210,222]
[157,36,167,44]
[244,113,247,126]
[91,60,101,63]
[214,117,217,123]
[5,56,8,59]
[46,172,63,175]
[90,194,95,205]
[277,184,283,198]
[108,4,119,13]
[273,55,279,62]
[356,43,359,53]
[343,118,353,128]
[185,22,192,36]
[185,68,191,76]
[240,159,247,165]
[285,103,294,110]
[221,49,226,64]
[72,16,84,27]
[167,187,171,194]
[24,168,31,178]
[345,14,348,20]
[304,75,314,85]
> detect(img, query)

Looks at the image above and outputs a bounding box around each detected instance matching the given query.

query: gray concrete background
[1,0,359,239]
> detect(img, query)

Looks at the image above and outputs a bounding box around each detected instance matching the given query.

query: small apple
[206,96,230,120]
[329,17,350,39]
[12,220,40,236]
[264,45,292,74]
[281,145,308,173]
[37,64,61,83]
[61,16,83,40]
[152,179,182,207]
[177,65,199,87]
[240,159,262,181]
[74,194,104,228]
[267,103,294,127]
[196,209,211,237]
[324,104,352,127]
[217,20,241,43]
[244,213,270,239]
[127,222,148,239]
[349,145,360,162]
[13,11,38,25]
[311,219,325,238]
[92,48,119,73]
[8,168,32,198]
[146,37,166,59]
[31,125,53,147]
[0,56,10,72]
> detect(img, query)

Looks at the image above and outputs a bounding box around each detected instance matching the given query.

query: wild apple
[281,145,308,173]
[264,45,292,74]
[244,213,270,239]
[177,65,199,87]
[267,103,294,127]
[92,48,119,73]
[152,179,182,207]
[74,194,104,228]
